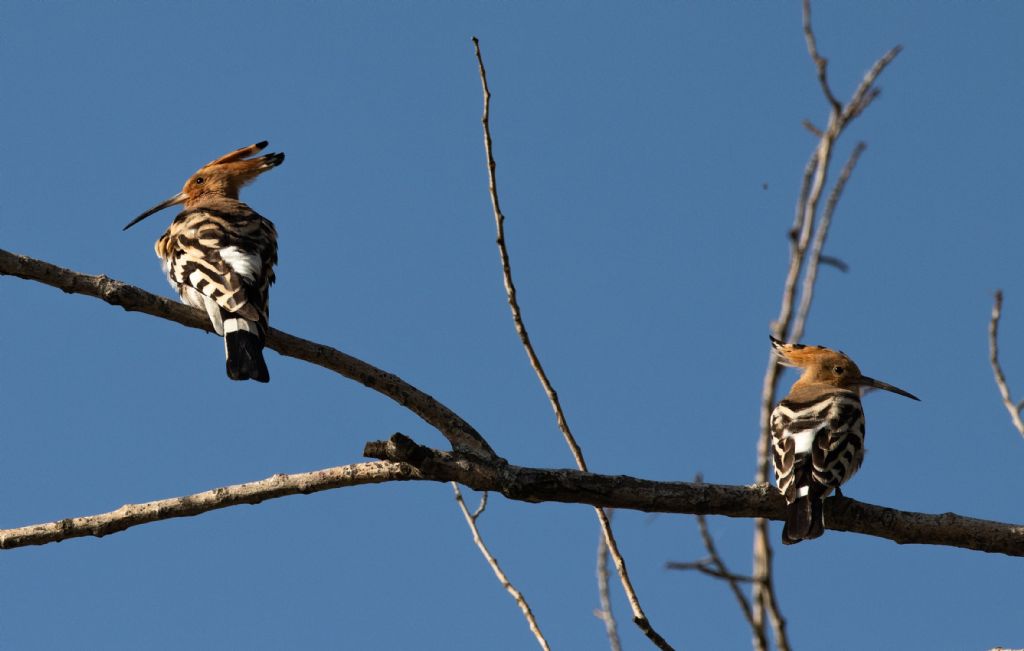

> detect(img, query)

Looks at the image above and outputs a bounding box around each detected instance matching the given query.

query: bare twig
[472,37,672,650]
[0,248,496,459]
[802,0,842,112]
[818,255,849,272]
[689,518,766,651]
[666,559,754,584]
[988,291,1024,438]
[595,510,623,651]
[755,5,902,650]
[2,432,1022,556]
[669,474,766,650]
[453,483,550,651]
[793,141,867,333]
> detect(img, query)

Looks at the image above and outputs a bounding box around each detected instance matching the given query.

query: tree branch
[4,432,1022,558]
[0,460,420,549]
[472,37,672,650]
[0,248,497,459]
[669,476,766,651]
[453,483,550,651]
[755,5,902,648]
[988,291,1024,439]
[594,512,623,651]
[793,141,867,333]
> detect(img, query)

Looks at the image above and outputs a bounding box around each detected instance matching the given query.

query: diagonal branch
[453,483,551,651]
[472,37,672,651]
[673,516,765,651]
[792,141,867,333]
[0,248,497,459]
[4,432,1023,558]
[988,291,1024,439]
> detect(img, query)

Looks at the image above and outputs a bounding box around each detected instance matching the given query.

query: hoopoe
[769,335,918,544]
[124,141,282,382]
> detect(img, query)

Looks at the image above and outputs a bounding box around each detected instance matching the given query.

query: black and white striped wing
[771,399,829,503]
[771,392,864,502]
[157,207,277,335]
[810,395,866,491]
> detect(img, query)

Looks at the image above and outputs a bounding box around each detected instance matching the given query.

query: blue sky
[2,2,1023,649]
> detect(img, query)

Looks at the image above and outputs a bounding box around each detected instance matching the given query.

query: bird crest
[123,141,284,231]
[770,335,918,399]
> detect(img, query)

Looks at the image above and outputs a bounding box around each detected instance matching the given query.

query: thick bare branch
[0,248,496,459]
[6,432,1022,556]
[988,291,1024,438]
[472,37,672,650]
[453,483,550,651]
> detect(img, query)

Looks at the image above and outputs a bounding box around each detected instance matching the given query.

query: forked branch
[472,37,672,651]
[453,484,550,651]
[754,4,902,649]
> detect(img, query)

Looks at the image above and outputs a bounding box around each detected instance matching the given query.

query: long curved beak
[123,191,186,231]
[861,376,920,401]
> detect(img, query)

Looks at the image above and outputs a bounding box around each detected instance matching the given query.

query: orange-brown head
[770,335,919,400]
[123,141,284,230]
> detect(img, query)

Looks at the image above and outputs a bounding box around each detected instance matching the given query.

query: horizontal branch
[367,435,1024,557]
[4,432,1023,557]
[0,248,496,458]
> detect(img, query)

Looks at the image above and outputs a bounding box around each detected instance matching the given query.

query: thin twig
[988,291,1024,438]
[691,518,764,649]
[668,475,765,650]
[453,483,551,651]
[793,141,867,333]
[595,510,623,651]
[666,559,755,584]
[802,0,842,112]
[472,36,673,650]
[818,255,849,272]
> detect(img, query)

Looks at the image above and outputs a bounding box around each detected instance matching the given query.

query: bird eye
[194,176,205,185]
[833,366,845,375]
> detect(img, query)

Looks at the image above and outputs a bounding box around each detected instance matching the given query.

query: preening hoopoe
[769,335,919,544]
[124,141,282,382]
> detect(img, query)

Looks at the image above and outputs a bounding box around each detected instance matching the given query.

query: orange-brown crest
[124,141,284,231]
[769,335,919,400]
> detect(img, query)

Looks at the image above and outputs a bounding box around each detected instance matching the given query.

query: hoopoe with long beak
[124,141,282,382]
[769,335,919,544]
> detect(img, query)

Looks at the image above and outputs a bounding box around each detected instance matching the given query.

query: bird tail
[782,467,825,544]
[223,317,269,383]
